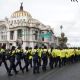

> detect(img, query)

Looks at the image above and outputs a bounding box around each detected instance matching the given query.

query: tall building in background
[0,3,57,49]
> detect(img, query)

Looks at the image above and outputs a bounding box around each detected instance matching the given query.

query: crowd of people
[0,45,80,76]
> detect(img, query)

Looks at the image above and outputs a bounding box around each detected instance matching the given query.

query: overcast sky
[0,0,80,47]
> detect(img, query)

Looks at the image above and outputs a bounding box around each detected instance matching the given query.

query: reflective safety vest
[24,50,29,59]
[32,49,37,54]
[43,49,47,52]
[66,50,71,58]
[28,49,32,59]
[16,49,20,53]
[78,50,80,55]
[66,53,70,58]
[60,50,65,58]
[38,49,42,58]
[0,49,5,53]
[75,49,79,55]
[52,49,58,57]
[11,50,16,56]
[16,49,23,53]
[48,49,51,54]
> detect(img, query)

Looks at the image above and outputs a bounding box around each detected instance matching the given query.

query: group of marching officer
[0,45,80,76]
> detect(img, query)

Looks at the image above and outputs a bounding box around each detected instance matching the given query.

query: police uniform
[0,46,11,76]
[15,46,23,73]
[57,49,62,67]
[60,49,66,66]
[49,48,54,69]
[0,47,2,66]
[52,49,59,67]
[28,47,33,68]
[41,48,48,71]
[33,48,40,74]
[23,47,30,72]
[9,46,18,75]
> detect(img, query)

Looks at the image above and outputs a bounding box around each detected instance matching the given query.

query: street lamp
[60,25,63,34]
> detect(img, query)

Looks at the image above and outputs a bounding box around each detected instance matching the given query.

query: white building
[0,3,56,49]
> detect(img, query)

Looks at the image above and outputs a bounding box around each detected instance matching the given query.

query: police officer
[38,47,42,66]
[23,47,30,72]
[0,45,11,76]
[58,48,62,67]
[0,46,2,66]
[15,46,24,73]
[28,47,33,68]
[9,46,18,75]
[41,47,48,72]
[33,47,40,74]
[49,47,54,69]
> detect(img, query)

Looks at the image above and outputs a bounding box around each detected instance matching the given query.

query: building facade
[0,3,56,49]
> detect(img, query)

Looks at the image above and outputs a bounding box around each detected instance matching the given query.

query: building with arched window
[0,3,57,49]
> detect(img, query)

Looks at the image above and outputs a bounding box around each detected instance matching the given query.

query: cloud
[0,0,80,46]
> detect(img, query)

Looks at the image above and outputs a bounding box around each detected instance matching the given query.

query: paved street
[0,62,80,80]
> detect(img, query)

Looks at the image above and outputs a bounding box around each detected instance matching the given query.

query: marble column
[14,30,17,41]
[7,30,10,41]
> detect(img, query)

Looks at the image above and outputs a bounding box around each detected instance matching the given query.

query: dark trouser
[65,58,69,64]
[58,57,61,67]
[54,57,61,68]
[61,57,66,66]
[74,55,78,62]
[16,58,23,71]
[33,60,39,73]
[2,59,10,74]
[54,57,57,67]
[39,57,41,66]
[0,59,2,66]
[42,59,47,71]
[9,58,17,74]
[23,58,29,72]
[70,55,74,63]
[49,57,54,69]
[29,59,32,68]
[79,55,80,61]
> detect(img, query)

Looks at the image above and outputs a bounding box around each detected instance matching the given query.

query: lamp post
[60,25,63,34]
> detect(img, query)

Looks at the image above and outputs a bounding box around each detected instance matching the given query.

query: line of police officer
[0,45,80,76]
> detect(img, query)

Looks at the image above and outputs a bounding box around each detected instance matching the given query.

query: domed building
[0,3,56,49]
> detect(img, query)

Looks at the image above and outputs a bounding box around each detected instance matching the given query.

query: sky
[0,0,80,47]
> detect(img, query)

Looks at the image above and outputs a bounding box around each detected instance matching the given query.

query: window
[1,31,7,40]
[17,29,22,39]
[23,19,25,21]
[34,31,38,40]
[11,20,13,24]
[1,32,4,40]
[17,20,19,24]
[42,32,44,41]
[14,20,16,24]
[42,37,44,41]
[9,21,10,23]
[10,31,14,40]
